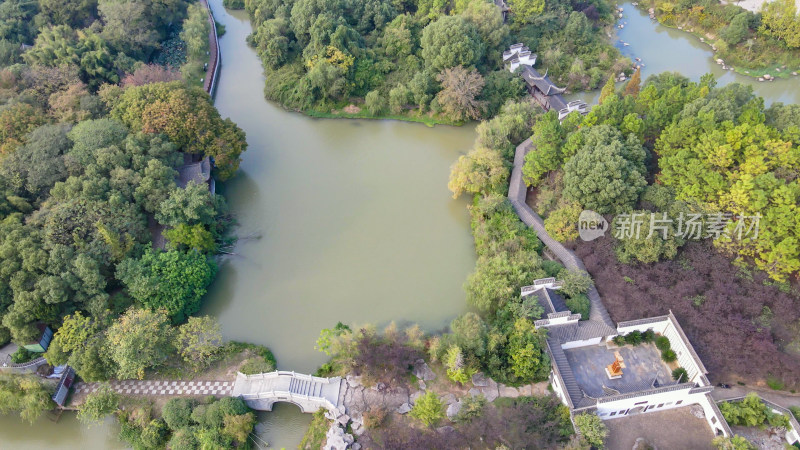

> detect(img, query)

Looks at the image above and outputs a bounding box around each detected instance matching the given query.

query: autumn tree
[122,64,181,87]
[436,65,486,121]
[111,82,247,179]
[624,67,641,97]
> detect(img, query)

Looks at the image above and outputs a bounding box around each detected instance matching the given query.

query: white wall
[595,390,728,437]
[561,337,603,350]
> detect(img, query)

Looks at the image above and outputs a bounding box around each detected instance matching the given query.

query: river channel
[1,0,799,447]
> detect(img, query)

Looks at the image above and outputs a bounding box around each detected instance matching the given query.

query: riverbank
[305,107,464,128]
[628,0,800,80]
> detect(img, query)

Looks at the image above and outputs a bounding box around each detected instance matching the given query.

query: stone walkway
[74,380,233,396]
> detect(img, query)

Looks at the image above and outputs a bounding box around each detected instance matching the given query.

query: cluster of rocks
[648,7,656,19]
[715,59,734,71]
[758,74,775,82]
[323,360,549,449]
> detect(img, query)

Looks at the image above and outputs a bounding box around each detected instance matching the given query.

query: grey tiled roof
[520,66,566,97]
[617,316,670,328]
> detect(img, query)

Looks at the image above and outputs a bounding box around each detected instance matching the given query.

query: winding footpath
[508,137,614,329]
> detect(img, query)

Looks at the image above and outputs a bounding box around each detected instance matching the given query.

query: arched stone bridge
[231,371,342,413]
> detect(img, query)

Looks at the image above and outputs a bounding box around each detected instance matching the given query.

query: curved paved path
[508,137,614,328]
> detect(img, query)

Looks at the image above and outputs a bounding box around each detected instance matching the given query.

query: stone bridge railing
[231,371,342,414]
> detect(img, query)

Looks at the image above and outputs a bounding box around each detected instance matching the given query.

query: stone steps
[288,377,324,397]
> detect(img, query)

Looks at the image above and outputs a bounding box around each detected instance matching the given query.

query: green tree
[759,0,800,49]
[388,84,411,114]
[365,90,387,115]
[544,202,582,242]
[721,13,750,46]
[598,75,617,105]
[176,316,223,371]
[448,146,507,198]
[156,182,220,227]
[465,251,544,313]
[507,318,549,381]
[420,16,484,71]
[562,125,647,214]
[77,384,120,424]
[162,398,194,430]
[574,412,608,448]
[509,0,545,26]
[103,308,175,379]
[558,268,592,297]
[164,223,216,252]
[116,249,217,323]
[409,391,445,426]
[522,111,565,187]
[0,374,54,423]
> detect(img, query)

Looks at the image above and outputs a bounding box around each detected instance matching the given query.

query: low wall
[200,0,221,96]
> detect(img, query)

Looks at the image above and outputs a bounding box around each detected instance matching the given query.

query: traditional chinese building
[524,279,731,438]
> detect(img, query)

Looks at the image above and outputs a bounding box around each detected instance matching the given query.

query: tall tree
[104,308,174,379]
[624,67,641,97]
[436,65,486,121]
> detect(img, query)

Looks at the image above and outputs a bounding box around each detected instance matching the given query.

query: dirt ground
[604,406,715,450]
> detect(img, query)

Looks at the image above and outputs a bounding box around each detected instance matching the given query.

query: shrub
[720,393,790,429]
[455,394,486,423]
[162,398,194,430]
[10,347,35,364]
[641,329,656,343]
[409,391,445,427]
[362,407,387,429]
[766,375,785,391]
[655,336,671,352]
[672,367,689,382]
[240,356,276,375]
[625,331,643,346]
[573,412,607,448]
[77,385,120,424]
[712,435,756,449]
[612,335,627,346]
[565,294,590,320]
[661,349,677,363]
